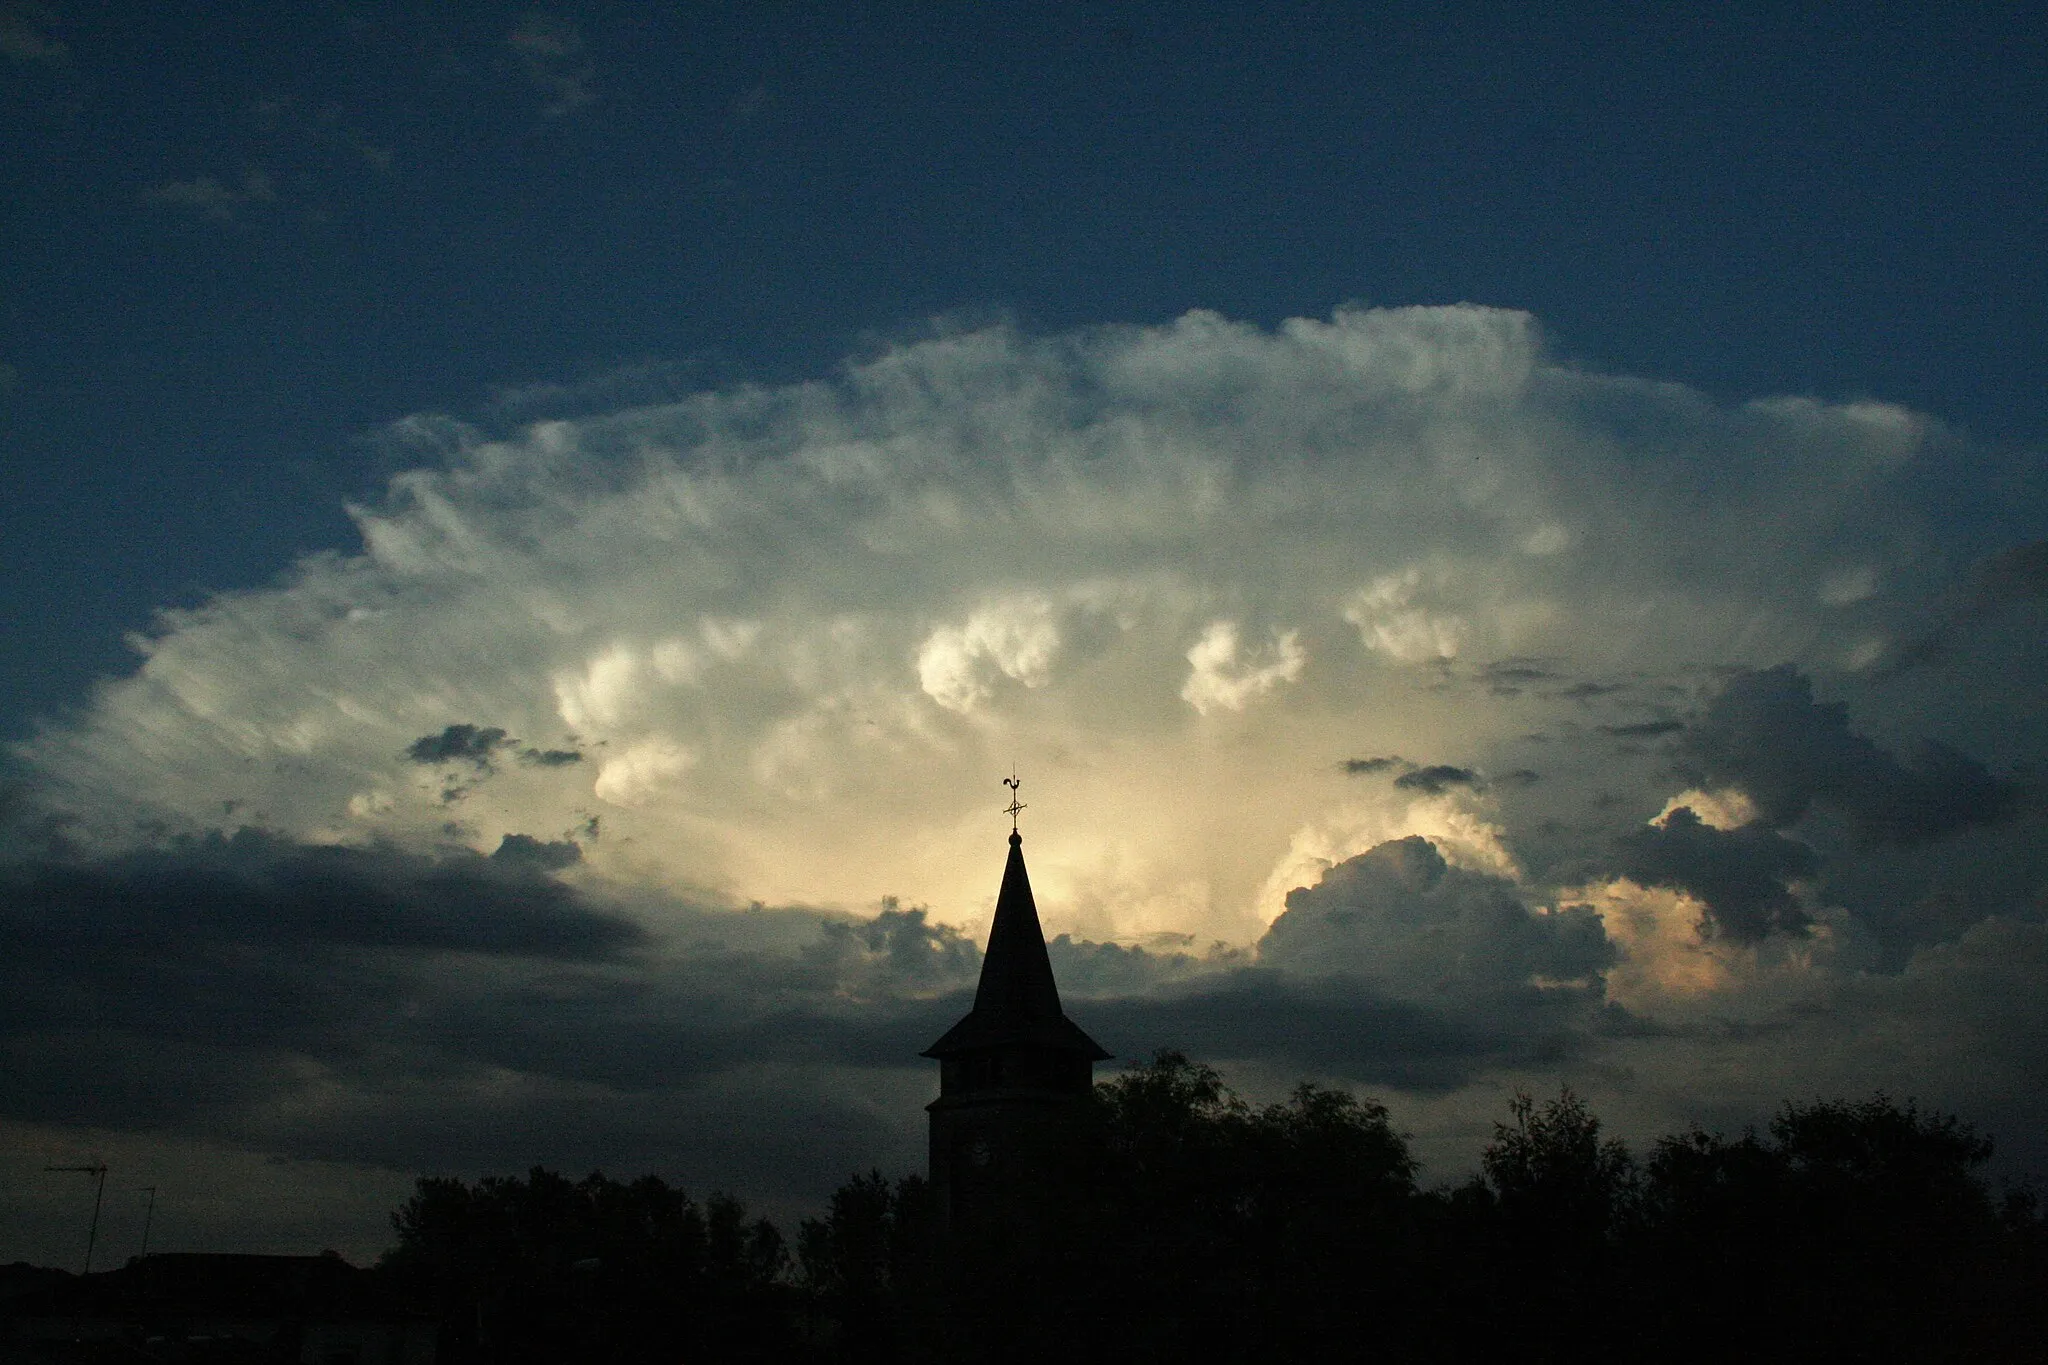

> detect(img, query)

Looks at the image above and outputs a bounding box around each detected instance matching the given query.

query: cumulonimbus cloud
[16,303,1983,949]
[6,304,2044,1258]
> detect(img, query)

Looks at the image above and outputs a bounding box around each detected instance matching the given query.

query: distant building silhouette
[3,1252,434,1363]
[923,828,1110,1232]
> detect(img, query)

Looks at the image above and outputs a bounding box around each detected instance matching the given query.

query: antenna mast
[134,1185,158,1259]
[46,1164,109,1274]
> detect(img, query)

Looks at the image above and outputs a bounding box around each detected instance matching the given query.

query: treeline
[377,1053,2048,1363]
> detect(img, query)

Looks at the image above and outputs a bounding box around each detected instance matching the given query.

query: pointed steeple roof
[922,832,1111,1060]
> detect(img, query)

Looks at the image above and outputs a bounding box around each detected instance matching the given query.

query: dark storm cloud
[242,1064,927,1209]
[0,828,635,961]
[1871,634,1957,677]
[0,829,644,1131]
[1083,972,1548,1093]
[0,826,1629,1178]
[1483,660,1561,696]
[1260,837,1614,1000]
[1598,719,1683,739]
[1393,764,1482,794]
[1484,661,1560,685]
[407,724,583,777]
[326,954,966,1107]
[0,825,998,1153]
[406,724,511,767]
[803,900,982,997]
[1345,752,1542,794]
[1972,539,2048,607]
[491,832,583,870]
[1049,934,1248,996]
[1613,807,1818,943]
[1857,541,2046,678]
[1687,666,2013,845]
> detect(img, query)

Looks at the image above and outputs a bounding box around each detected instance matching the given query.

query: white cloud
[554,643,647,731]
[1565,876,1840,1015]
[592,737,696,807]
[10,304,2010,951]
[143,169,276,223]
[1343,568,1467,663]
[1652,788,1759,831]
[916,594,1062,713]
[1819,565,1880,606]
[1179,620,1305,715]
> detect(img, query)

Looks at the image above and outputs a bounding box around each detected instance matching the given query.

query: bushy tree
[1626,1095,2010,1362]
[1448,1088,1638,1358]
[1003,1051,1419,1364]
[1482,1086,1635,1238]
[378,1073,2048,1364]
[798,1171,936,1363]
[380,1168,792,1363]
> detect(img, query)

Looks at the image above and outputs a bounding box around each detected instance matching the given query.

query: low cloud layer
[1613,808,1819,943]
[1685,665,2014,847]
[0,823,1632,1256]
[3,303,2043,1262]
[1262,836,1611,1001]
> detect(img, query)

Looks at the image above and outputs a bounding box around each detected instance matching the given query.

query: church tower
[922,796,1110,1232]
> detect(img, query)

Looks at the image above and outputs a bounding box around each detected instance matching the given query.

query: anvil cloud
[5,305,2043,1262]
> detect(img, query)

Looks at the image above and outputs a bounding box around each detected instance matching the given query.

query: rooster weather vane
[1003,774,1026,833]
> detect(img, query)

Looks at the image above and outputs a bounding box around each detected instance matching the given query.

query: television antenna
[45,1163,109,1273]
[132,1186,158,1259]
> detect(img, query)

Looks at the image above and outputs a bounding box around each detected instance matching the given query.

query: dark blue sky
[4,1,2044,733]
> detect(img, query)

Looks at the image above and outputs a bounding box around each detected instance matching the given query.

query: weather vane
[1003,773,1026,833]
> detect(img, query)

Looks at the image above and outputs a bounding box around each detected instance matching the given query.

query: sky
[3,2,2046,1268]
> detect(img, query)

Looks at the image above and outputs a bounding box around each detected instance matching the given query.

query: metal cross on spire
[1002,774,1026,833]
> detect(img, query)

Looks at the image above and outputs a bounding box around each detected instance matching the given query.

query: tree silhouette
[1449,1087,1637,1358]
[380,1167,792,1363]
[368,1074,2048,1364]
[814,1050,1422,1364]
[798,1171,935,1363]
[1627,1096,2013,1362]
[1482,1086,1634,1237]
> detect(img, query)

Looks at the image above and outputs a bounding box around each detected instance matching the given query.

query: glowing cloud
[9,305,1989,948]
[1180,621,1306,715]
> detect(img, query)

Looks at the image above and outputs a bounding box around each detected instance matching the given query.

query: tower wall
[927,1085,1096,1237]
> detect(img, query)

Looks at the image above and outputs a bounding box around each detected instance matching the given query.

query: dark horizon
[12,1060,2044,1364]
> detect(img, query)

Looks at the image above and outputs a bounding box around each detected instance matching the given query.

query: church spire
[968,828,1069,1030]
[923,792,1110,1233]
[921,819,1109,1062]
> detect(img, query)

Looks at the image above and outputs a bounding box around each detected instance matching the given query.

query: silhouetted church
[923,820,1110,1230]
